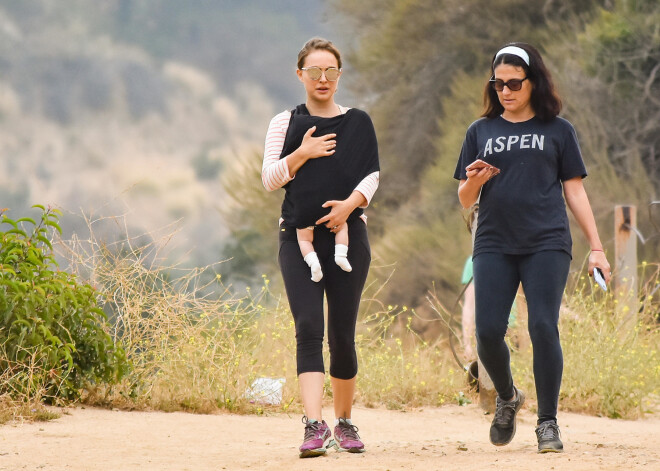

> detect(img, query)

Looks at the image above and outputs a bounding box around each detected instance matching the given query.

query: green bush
[0,205,128,403]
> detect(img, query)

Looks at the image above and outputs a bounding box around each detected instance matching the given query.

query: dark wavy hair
[482,42,562,122]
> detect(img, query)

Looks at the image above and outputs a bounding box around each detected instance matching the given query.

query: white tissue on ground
[244,377,286,405]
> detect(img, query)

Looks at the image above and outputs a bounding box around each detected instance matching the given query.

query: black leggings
[278,220,371,379]
[473,250,570,424]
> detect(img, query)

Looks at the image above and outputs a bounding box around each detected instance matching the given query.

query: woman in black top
[262,38,379,458]
[454,42,611,453]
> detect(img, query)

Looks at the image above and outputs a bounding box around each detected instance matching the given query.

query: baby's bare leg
[297,227,315,256]
[334,223,349,246]
[334,223,352,272]
[297,227,322,282]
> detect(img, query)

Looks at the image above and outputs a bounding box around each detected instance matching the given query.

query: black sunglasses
[490,76,528,92]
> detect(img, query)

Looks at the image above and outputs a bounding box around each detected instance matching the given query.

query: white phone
[593,268,607,291]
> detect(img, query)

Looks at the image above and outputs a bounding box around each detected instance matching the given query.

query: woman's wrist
[458,181,480,209]
[349,190,367,209]
[287,148,308,176]
[291,147,309,163]
[591,248,604,252]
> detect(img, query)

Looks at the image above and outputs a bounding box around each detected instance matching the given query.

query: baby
[297,224,352,282]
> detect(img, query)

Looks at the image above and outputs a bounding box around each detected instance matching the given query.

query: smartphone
[593,268,607,291]
[466,159,500,175]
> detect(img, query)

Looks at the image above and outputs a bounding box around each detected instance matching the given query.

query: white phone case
[594,268,607,291]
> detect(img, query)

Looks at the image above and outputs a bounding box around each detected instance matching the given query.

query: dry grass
[60,216,278,414]
[0,350,62,424]
[54,215,469,416]
[70,220,660,419]
[510,263,660,419]
[3,215,656,422]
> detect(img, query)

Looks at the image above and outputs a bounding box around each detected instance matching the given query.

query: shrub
[0,206,127,404]
[63,217,276,413]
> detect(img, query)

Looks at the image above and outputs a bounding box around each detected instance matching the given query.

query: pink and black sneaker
[331,417,365,453]
[299,416,332,458]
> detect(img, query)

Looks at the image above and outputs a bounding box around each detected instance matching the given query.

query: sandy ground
[0,404,658,471]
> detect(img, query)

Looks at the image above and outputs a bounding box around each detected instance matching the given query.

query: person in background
[262,37,380,458]
[454,42,611,453]
[461,254,477,362]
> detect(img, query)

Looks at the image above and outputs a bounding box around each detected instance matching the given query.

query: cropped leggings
[278,220,371,379]
[473,250,571,424]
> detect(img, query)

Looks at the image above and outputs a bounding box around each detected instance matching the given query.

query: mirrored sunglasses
[300,67,341,81]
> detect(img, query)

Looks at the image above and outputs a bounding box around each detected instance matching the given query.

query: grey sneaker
[536,420,563,453]
[299,416,332,458]
[490,386,525,446]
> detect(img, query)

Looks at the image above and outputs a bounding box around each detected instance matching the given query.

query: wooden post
[614,205,638,321]
[477,357,497,413]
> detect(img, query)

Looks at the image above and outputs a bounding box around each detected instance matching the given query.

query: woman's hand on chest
[298,126,337,160]
[287,126,337,177]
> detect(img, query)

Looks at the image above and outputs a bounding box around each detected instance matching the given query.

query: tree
[331,0,606,214]
[552,0,660,262]
[330,0,610,308]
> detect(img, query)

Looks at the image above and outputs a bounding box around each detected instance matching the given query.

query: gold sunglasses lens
[305,67,322,80]
[325,68,340,81]
[303,67,340,81]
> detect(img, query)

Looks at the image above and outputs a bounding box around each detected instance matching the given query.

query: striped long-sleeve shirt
[262,108,380,208]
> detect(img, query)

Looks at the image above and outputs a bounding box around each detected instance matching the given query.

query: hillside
[0,0,333,266]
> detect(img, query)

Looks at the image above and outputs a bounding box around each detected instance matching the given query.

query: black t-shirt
[453,116,587,257]
[279,104,380,228]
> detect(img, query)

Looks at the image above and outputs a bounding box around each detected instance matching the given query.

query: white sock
[303,252,323,282]
[334,244,352,272]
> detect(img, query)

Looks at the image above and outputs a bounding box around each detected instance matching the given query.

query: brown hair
[297,37,342,70]
[465,204,479,234]
[482,42,562,122]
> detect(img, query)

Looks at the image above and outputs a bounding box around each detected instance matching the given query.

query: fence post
[477,358,496,413]
[614,205,638,321]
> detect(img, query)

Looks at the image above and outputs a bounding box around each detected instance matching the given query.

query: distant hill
[0,0,334,266]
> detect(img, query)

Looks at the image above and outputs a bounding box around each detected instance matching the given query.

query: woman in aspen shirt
[262,38,379,458]
[454,43,610,453]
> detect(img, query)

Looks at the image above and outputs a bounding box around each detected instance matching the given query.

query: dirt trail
[0,404,658,470]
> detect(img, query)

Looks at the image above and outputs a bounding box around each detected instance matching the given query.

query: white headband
[494,46,530,66]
